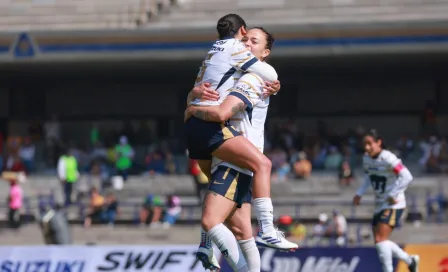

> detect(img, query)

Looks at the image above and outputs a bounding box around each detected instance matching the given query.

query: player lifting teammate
[353,129,419,272]
[185,13,297,255]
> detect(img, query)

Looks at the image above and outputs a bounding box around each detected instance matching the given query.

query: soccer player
[187,27,298,272]
[184,13,297,255]
[353,129,419,272]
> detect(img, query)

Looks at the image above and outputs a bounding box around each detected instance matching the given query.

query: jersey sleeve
[227,73,264,109]
[384,151,405,174]
[229,43,278,82]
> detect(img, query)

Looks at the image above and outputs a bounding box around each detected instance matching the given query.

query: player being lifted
[353,129,419,272]
[185,13,297,260]
[187,27,298,271]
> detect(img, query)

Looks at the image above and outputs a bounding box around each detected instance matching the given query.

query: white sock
[238,238,261,272]
[252,198,275,234]
[200,227,212,248]
[384,240,412,265]
[208,223,245,271]
[376,241,394,272]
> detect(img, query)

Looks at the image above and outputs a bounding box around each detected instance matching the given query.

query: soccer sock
[253,198,275,234]
[238,238,261,272]
[208,223,245,271]
[200,227,212,248]
[385,240,413,265]
[376,241,394,272]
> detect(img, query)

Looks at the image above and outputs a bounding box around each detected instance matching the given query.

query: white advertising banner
[0,245,220,272]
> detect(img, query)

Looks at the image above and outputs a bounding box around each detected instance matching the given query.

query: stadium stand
[0,0,175,31]
[148,0,448,28]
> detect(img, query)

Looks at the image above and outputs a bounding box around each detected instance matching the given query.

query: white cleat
[255,230,299,252]
[408,255,420,272]
[196,246,221,271]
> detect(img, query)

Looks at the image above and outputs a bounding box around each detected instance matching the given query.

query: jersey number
[195,54,214,84]
[369,175,386,194]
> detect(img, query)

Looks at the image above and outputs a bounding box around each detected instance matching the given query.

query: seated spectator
[277,215,307,241]
[83,188,104,228]
[145,152,166,175]
[102,192,119,226]
[312,213,329,238]
[396,135,414,160]
[18,137,35,173]
[325,210,348,246]
[438,138,448,173]
[338,161,354,186]
[140,194,164,227]
[165,152,177,175]
[324,146,343,170]
[162,195,182,229]
[293,151,312,179]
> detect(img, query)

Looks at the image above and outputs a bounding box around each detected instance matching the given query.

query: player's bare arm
[186,95,246,122]
[186,83,220,106]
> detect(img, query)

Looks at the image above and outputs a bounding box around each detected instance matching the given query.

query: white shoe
[196,246,220,271]
[255,230,298,252]
[408,255,420,272]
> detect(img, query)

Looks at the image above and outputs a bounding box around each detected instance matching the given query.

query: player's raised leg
[212,137,298,251]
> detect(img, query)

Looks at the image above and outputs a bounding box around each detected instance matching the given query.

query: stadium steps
[0,0,170,31]
[149,0,448,28]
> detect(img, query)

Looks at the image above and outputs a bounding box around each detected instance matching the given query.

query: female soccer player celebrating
[353,129,419,272]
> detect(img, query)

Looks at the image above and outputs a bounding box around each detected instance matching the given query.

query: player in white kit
[187,27,298,272]
[353,129,419,272]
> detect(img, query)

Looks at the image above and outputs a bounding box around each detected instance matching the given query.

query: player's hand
[387,197,398,205]
[193,83,219,101]
[353,195,362,206]
[263,80,281,98]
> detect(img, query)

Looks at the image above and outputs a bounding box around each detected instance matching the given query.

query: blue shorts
[372,209,405,228]
[208,166,252,208]
[185,117,240,160]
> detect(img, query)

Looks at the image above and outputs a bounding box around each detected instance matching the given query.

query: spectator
[165,152,177,174]
[420,136,442,173]
[140,194,164,227]
[312,213,329,238]
[44,115,61,167]
[338,161,354,186]
[326,210,348,246]
[83,188,105,228]
[4,154,25,173]
[162,195,182,229]
[189,158,209,202]
[324,146,343,170]
[57,149,79,206]
[145,151,166,175]
[396,135,414,160]
[293,151,312,179]
[114,136,134,181]
[438,138,448,173]
[7,175,23,229]
[102,192,119,226]
[19,137,35,173]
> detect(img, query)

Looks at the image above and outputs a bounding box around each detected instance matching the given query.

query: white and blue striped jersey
[190,38,277,107]
[211,72,269,176]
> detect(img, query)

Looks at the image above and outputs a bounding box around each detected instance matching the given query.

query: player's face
[363,135,382,157]
[242,29,270,61]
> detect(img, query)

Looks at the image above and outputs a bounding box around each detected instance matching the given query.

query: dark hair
[365,129,385,148]
[251,27,275,50]
[217,14,246,39]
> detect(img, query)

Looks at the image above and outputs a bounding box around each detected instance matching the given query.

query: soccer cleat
[196,246,221,271]
[255,230,299,252]
[408,255,420,272]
